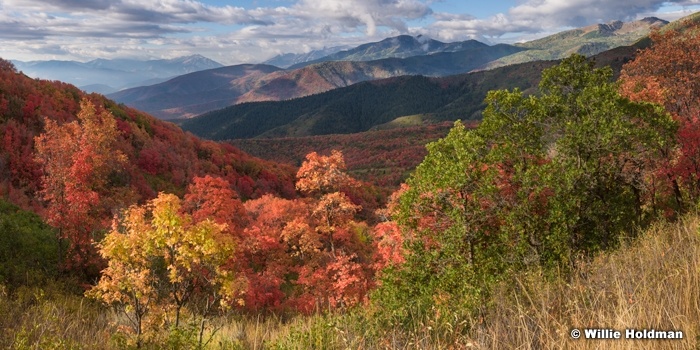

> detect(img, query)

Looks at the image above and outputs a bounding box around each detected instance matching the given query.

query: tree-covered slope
[0,58,297,213]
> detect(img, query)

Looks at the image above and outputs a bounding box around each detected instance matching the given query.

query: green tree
[377,54,675,326]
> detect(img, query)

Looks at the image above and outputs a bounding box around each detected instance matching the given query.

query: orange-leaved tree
[183,175,248,237]
[240,194,312,312]
[372,184,409,274]
[294,150,374,310]
[295,149,355,196]
[233,150,377,313]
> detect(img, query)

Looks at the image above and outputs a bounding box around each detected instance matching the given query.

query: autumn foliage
[296,150,355,195]
[620,20,700,208]
[233,151,396,314]
[88,192,239,347]
[0,59,298,281]
[1,57,407,328]
[34,99,129,276]
[84,147,401,345]
[375,55,677,325]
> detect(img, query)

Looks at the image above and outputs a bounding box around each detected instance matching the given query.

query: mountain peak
[171,54,208,61]
[287,35,486,69]
[567,16,667,37]
[172,54,222,68]
[640,16,667,24]
[614,17,668,35]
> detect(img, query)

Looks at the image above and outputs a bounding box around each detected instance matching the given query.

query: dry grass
[0,285,114,350]
[473,214,700,349]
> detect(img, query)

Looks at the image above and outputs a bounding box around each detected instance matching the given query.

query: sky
[1,0,700,65]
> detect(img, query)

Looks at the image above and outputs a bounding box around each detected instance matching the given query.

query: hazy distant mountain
[12,54,223,93]
[288,35,488,69]
[107,64,283,119]
[84,55,222,76]
[481,17,667,69]
[109,17,660,121]
[110,42,524,119]
[236,43,524,103]
[262,46,351,68]
[80,84,119,95]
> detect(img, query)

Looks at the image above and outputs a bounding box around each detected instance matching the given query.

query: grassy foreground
[2,214,699,349]
[477,214,700,349]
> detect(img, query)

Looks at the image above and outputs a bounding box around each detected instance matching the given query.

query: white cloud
[1,0,699,65]
[291,0,431,35]
[426,0,700,42]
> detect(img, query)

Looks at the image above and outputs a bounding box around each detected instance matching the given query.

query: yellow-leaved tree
[87,192,242,348]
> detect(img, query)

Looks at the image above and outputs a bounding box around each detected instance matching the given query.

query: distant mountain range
[263,46,351,68]
[261,35,488,69]
[180,42,643,140]
[12,55,223,94]
[107,17,665,121]
[8,16,671,125]
[482,17,667,69]
[286,35,494,69]
[109,41,524,119]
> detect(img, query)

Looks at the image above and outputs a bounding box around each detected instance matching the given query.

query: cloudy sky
[1,0,700,65]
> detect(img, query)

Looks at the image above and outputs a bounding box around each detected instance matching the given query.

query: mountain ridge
[180,42,642,140]
[109,41,525,119]
[263,46,352,68]
[107,64,283,119]
[481,17,667,69]
[287,35,489,69]
[12,54,223,93]
[109,17,664,120]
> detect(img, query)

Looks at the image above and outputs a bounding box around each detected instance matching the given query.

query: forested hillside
[230,122,457,187]
[0,60,297,209]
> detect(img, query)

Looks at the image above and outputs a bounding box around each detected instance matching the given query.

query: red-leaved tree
[34,98,127,277]
[620,21,700,209]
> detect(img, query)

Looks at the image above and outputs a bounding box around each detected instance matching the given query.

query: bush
[375,54,676,328]
[0,198,60,294]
